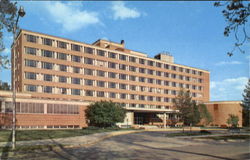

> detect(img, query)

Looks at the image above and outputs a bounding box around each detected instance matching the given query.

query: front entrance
[134,112,162,125]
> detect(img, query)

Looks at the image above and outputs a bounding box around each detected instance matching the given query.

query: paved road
[5,132,250,160]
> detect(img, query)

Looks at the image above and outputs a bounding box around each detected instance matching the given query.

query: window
[71,44,81,51]
[149,87,154,93]
[119,54,127,61]
[171,90,176,95]
[44,86,52,93]
[148,69,154,75]
[97,91,105,97]
[72,89,81,95]
[140,86,146,92]
[171,74,176,79]
[129,75,136,81]
[164,64,169,69]
[148,96,154,101]
[108,82,116,88]
[44,74,53,81]
[198,78,203,83]
[59,76,67,83]
[139,68,145,73]
[84,47,94,54]
[73,67,80,73]
[84,68,93,75]
[109,92,116,98]
[164,89,168,94]
[179,67,183,72]
[119,64,127,70]
[129,56,136,62]
[120,93,126,99]
[108,52,116,58]
[47,104,79,114]
[57,41,67,49]
[130,104,136,108]
[43,38,52,46]
[179,83,184,88]
[25,47,36,55]
[26,85,37,92]
[129,66,136,72]
[172,82,176,87]
[186,84,190,89]
[97,50,105,56]
[139,58,145,64]
[172,66,177,71]
[72,78,81,84]
[97,70,105,77]
[164,81,169,86]
[97,81,105,87]
[71,55,81,62]
[130,85,136,91]
[148,78,154,84]
[85,90,94,96]
[85,79,93,86]
[60,88,67,94]
[119,74,127,80]
[139,95,145,100]
[186,76,190,81]
[192,70,197,75]
[42,62,53,69]
[192,85,196,90]
[147,60,154,66]
[186,69,190,73]
[25,59,37,67]
[42,50,54,58]
[164,72,169,77]
[26,34,37,43]
[179,75,183,80]
[156,62,162,68]
[57,53,67,60]
[108,62,116,69]
[25,72,36,80]
[139,77,145,82]
[156,71,162,76]
[119,83,127,89]
[130,94,136,100]
[156,79,161,85]
[108,72,116,78]
[59,64,67,71]
[198,71,203,76]
[198,86,202,91]
[156,97,161,102]
[164,97,169,102]
[84,58,93,65]
[139,104,145,108]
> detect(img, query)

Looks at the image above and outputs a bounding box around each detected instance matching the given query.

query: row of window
[25,85,202,98]
[3,102,79,114]
[24,59,203,83]
[25,36,203,76]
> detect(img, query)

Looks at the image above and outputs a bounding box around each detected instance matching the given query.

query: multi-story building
[1,29,210,129]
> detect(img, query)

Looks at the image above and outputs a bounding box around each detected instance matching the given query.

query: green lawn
[0,127,134,142]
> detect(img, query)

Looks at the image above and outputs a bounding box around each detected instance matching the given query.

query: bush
[200,130,212,134]
[86,101,126,128]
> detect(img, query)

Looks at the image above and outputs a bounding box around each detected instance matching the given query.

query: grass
[0,127,135,142]
[165,130,212,137]
[199,135,250,141]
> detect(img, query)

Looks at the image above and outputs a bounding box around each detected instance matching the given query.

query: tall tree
[173,89,201,126]
[227,114,239,128]
[214,0,250,56]
[0,0,17,69]
[199,103,213,125]
[242,79,250,127]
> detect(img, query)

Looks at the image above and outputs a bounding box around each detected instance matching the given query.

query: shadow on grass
[0,131,12,159]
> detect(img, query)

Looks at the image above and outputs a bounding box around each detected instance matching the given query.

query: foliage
[173,89,201,126]
[227,114,239,128]
[86,101,126,128]
[241,79,250,126]
[199,103,213,125]
[0,0,17,69]
[214,0,250,56]
[0,80,10,90]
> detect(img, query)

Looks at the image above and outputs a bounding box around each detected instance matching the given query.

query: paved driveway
[7,131,250,160]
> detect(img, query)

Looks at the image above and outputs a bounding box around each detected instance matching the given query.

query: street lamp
[12,6,25,150]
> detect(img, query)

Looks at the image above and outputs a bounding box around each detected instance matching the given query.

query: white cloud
[210,77,248,101]
[44,2,100,32]
[111,2,141,20]
[215,61,242,66]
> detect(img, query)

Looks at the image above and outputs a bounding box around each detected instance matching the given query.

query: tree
[199,103,213,125]
[0,80,10,90]
[173,89,201,126]
[214,0,250,56]
[241,79,250,127]
[227,114,239,128]
[0,0,17,69]
[86,101,126,128]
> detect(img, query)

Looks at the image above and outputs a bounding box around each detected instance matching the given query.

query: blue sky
[0,1,249,101]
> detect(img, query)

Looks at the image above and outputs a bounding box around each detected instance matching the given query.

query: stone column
[163,112,167,128]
